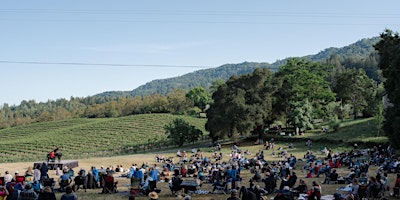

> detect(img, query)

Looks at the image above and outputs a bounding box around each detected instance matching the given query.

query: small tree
[164,118,203,147]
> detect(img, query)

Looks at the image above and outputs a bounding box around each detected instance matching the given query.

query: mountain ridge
[95,36,380,98]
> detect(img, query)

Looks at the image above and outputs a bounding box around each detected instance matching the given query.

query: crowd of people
[1,142,400,200]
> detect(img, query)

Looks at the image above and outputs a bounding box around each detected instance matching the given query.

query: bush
[328,118,341,132]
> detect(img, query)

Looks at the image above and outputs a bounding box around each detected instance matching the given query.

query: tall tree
[185,87,212,111]
[333,68,377,119]
[206,68,275,141]
[374,29,400,147]
[274,58,335,125]
[164,118,203,147]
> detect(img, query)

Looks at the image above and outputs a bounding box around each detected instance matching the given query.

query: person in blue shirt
[133,168,143,183]
[91,166,99,184]
[149,167,159,181]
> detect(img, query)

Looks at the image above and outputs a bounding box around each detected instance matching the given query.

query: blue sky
[1,0,399,105]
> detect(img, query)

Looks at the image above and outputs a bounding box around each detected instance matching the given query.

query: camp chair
[213,181,227,194]
[15,176,25,185]
[0,177,4,186]
[73,175,87,192]
[42,178,55,191]
[130,178,141,196]
[59,179,71,191]
[169,176,182,195]
[104,175,118,194]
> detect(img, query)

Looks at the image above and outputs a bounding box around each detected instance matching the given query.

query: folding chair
[130,178,141,196]
[42,178,55,191]
[104,175,117,194]
[73,175,86,192]
[15,176,25,185]
[59,179,70,192]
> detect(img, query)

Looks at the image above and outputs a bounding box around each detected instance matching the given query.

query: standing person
[91,166,99,188]
[307,140,313,150]
[40,162,49,181]
[60,186,77,200]
[308,181,321,200]
[270,138,275,150]
[33,165,41,182]
[148,167,159,191]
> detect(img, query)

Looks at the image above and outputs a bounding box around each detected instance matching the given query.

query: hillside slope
[96,37,380,97]
[0,114,207,163]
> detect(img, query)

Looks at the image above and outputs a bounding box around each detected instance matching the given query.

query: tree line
[205,58,382,141]
[0,88,211,129]
[1,32,398,148]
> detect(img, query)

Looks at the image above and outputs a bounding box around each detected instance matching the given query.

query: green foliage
[289,99,314,130]
[206,68,275,141]
[328,117,341,132]
[374,29,400,147]
[185,87,212,111]
[187,107,202,117]
[274,58,335,125]
[164,118,203,147]
[333,68,378,119]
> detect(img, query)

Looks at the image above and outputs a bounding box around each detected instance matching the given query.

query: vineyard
[0,114,207,163]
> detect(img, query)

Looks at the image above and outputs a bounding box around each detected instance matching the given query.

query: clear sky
[1,0,399,106]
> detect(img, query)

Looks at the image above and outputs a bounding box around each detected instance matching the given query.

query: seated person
[275,186,295,200]
[292,179,308,196]
[0,185,9,200]
[19,183,39,200]
[169,175,182,195]
[323,170,338,184]
[316,164,330,177]
[38,186,56,200]
[59,171,72,191]
[252,170,262,182]
[345,169,356,183]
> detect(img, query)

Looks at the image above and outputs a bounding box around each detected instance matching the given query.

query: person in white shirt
[4,171,13,183]
[34,165,41,182]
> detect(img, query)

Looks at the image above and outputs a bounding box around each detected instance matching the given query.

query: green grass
[0,114,207,163]
[0,115,388,163]
[292,117,388,144]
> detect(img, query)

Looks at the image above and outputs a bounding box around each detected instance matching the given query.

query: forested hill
[96,36,380,98]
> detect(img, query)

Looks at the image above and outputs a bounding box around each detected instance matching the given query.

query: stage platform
[34,160,79,170]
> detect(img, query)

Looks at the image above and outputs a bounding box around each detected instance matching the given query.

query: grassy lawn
[1,139,395,200]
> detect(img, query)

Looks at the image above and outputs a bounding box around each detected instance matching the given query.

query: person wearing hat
[226,189,240,200]
[148,191,158,200]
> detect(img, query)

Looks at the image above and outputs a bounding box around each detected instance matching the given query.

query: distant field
[0,114,207,163]
[0,115,388,163]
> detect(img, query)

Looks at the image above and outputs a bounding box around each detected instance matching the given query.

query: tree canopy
[374,29,400,147]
